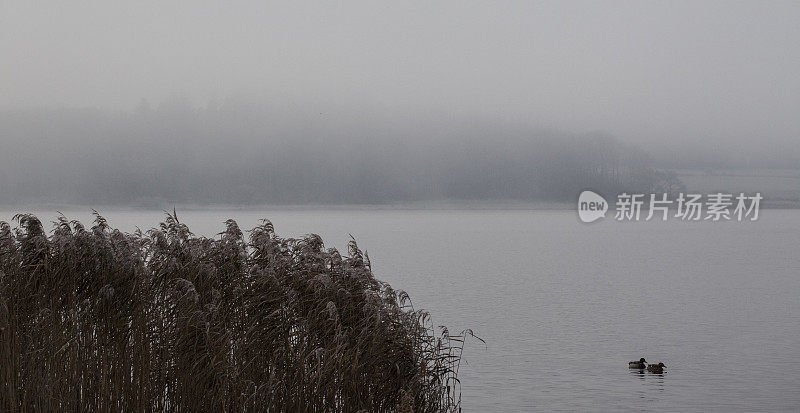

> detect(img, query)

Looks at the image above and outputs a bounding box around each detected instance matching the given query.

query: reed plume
[0,212,475,412]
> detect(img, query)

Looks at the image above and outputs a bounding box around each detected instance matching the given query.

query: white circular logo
[578,190,608,223]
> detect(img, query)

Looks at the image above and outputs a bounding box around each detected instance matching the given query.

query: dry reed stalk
[0,212,477,412]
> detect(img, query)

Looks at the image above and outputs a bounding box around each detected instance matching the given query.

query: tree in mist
[0,104,683,205]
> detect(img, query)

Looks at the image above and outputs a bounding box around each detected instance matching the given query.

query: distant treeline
[0,104,682,205]
[0,213,472,411]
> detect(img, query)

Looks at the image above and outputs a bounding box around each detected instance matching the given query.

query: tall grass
[0,212,475,412]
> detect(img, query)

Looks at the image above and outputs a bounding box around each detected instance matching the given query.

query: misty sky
[1,1,798,153]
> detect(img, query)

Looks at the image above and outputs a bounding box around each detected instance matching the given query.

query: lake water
[2,207,799,412]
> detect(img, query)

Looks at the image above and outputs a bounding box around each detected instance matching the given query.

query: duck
[628,358,647,369]
[646,362,666,373]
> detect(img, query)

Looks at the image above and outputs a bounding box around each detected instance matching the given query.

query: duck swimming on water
[646,362,666,373]
[628,358,647,369]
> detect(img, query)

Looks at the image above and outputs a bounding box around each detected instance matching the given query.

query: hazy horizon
[1,1,798,205]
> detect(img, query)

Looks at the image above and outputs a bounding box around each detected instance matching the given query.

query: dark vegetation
[0,105,683,206]
[0,212,474,411]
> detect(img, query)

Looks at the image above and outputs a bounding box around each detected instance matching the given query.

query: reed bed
[0,212,474,412]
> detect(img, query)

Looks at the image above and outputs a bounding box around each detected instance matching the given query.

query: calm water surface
[3,208,799,412]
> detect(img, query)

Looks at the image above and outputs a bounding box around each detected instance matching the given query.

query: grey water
[3,208,799,412]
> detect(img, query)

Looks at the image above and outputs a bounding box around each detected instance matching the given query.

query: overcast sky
[1,1,798,151]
